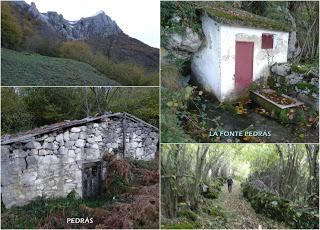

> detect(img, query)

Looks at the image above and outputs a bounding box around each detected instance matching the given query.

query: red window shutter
[262,34,273,49]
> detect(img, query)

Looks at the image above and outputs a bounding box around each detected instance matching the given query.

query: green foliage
[203,205,227,222]
[296,209,319,229]
[291,64,310,74]
[161,1,202,48]
[295,82,318,95]
[161,1,202,33]
[293,108,307,125]
[107,87,159,127]
[1,3,22,49]
[1,191,109,229]
[201,181,223,200]
[241,1,269,16]
[57,41,157,86]
[1,48,119,86]
[221,101,237,114]
[177,210,198,221]
[57,41,93,63]
[1,87,33,133]
[277,109,289,124]
[242,182,319,229]
[202,191,218,199]
[162,222,196,229]
[1,87,159,134]
[161,87,194,143]
[205,6,290,31]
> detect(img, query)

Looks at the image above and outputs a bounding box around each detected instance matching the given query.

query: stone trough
[251,89,304,113]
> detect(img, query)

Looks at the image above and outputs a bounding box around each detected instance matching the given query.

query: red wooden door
[235,41,254,91]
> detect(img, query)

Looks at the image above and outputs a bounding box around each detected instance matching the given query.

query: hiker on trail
[227,176,233,193]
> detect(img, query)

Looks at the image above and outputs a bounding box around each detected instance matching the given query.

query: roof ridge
[204,5,291,32]
[1,112,157,145]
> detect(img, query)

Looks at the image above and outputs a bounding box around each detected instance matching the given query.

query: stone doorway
[82,161,102,199]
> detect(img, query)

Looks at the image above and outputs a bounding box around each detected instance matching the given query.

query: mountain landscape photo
[1,1,159,86]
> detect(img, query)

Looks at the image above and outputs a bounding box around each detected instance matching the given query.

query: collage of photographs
[0,0,319,229]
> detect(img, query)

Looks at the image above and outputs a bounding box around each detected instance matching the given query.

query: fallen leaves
[260,91,295,105]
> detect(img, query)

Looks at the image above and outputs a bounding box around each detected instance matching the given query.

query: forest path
[218,180,288,229]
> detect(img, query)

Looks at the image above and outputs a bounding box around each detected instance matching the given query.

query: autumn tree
[1,2,22,49]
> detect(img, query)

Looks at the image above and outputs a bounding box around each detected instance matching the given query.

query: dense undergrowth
[1,156,159,229]
[161,63,222,143]
[161,177,227,229]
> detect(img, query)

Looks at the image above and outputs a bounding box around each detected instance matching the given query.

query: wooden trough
[250,89,304,113]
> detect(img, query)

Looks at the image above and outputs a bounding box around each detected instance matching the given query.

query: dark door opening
[235,41,254,91]
[82,161,102,199]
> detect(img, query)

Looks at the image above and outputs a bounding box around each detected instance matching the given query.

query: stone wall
[270,63,319,111]
[1,115,158,208]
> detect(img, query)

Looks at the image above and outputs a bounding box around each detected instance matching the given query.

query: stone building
[1,112,159,208]
[192,5,291,101]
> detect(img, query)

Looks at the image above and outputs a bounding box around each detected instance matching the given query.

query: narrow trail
[218,181,288,229]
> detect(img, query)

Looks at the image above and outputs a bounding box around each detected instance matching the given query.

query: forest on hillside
[1,87,159,134]
[161,144,319,229]
[161,1,319,143]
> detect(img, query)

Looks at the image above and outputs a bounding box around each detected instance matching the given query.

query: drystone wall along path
[219,181,288,229]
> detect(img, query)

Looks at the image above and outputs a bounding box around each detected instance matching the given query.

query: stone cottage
[1,112,159,208]
[192,5,291,101]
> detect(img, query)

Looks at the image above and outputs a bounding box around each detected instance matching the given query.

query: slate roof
[1,112,158,145]
[204,5,291,32]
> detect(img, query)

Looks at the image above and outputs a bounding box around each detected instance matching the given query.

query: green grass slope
[1,48,120,86]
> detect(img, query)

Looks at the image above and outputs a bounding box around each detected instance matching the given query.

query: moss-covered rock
[177,210,198,221]
[202,191,219,199]
[203,205,227,222]
[201,179,224,199]
[241,181,319,229]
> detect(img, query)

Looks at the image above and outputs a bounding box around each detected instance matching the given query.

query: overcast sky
[24,0,160,48]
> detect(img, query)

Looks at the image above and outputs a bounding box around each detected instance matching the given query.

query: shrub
[57,41,94,63]
[1,3,22,49]
[56,41,153,86]
[177,210,198,221]
[1,87,33,133]
[161,86,194,142]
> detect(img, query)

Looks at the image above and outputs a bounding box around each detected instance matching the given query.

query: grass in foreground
[1,48,120,86]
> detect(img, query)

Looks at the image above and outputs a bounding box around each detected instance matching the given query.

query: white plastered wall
[192,15,289,101]
[191,14,221,99]
[219,25,289,101]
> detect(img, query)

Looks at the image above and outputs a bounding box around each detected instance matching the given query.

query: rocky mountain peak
[90,10,105,17]
[73,11,122,39]
[17,1,122,40]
